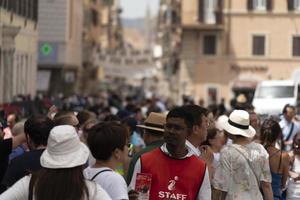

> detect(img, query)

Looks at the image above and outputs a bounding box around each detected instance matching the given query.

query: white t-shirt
[0,175,111,200]
[84,167,129,200]
[186,140,201,157]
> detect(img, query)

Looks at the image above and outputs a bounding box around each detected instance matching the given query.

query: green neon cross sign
[41,43,53,56]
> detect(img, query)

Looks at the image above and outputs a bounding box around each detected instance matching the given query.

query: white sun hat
[40,125,89,169]
[224,110,256,138]
[215,115,229,131]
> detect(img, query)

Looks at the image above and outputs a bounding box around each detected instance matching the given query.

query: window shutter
[293,37,300,56]
[247,0,253,10]
[198,0,204,22]
[203,35,217,55]
[253,36,265,56]
[267,0,273,11]
[216,0,223,24]
[288,0,294,11]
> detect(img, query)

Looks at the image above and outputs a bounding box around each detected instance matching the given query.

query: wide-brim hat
[215,115,229,131]
[223,110,256,138]
[137,112,166,132]
[40,125,89,169]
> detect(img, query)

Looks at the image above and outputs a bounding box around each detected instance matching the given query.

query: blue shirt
[9,145,26,162]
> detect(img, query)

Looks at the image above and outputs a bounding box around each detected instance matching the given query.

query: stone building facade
[159,0,300,105]
[0,0,38,103]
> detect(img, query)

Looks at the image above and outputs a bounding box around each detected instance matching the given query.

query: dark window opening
[293,36,300,56]
[91,10,98,26]
[252,35,265,56]
[203,35,217,55]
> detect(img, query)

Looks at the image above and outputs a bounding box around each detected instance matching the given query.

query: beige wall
[225,0,291,13]
[66,0,83,67]
[180,0,300,105]
[228,15,300,59]
[181,0,198,25]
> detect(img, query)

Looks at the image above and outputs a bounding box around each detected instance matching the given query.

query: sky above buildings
[120,0,159,18]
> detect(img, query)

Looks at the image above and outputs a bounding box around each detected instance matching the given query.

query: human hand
[128,190,139,200]
[47,105,58,119]
[199,145,214,164]
[293,175,300,182]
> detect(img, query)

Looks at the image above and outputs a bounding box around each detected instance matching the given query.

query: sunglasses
[127,143,134,157]
[128,143,133,151]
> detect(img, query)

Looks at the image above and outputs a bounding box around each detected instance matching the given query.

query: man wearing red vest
[128,107,211,200]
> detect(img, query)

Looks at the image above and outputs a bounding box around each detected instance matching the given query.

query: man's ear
[192,125,199,135]
[25,134,33,150]
[112,148,121,160]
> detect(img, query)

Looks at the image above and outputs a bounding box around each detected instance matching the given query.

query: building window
[0,0,8,9]
[203,35,217,55]
[203,0,217,24]
[253,0,267,10]
[207,86,218,105]
[288,0,300,10]
[252,35,265,56]
[103,0,112,6]
[20,0,26,17]
[294,0,300,10]
[91,10,98,26]
[32,0,38,21]
[293,36,300,56]
[248,0,272,11]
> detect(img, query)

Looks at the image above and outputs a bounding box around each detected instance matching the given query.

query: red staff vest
[141,148,206,200]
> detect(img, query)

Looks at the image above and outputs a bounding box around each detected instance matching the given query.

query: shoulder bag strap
[286,122,294,141]
[90,169,113,181]
[28,175,37,200]
[231,145,260,187]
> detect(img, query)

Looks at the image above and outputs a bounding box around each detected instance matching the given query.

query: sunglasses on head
[128,143,133,150]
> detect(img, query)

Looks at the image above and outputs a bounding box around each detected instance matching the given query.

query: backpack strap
[90,169,113,181]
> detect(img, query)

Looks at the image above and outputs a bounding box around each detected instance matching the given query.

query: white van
[252,80,299,117]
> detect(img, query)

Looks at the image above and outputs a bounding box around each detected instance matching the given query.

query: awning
[232,80,258,90]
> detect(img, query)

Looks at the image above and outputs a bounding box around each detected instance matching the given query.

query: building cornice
[229,57,300,62]
[223,10,300,17]
[182,24,224,31]
[2,25,20,37]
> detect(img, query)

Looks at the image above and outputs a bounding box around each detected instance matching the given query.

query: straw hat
[136,112,166,132]
[236,94,247,103]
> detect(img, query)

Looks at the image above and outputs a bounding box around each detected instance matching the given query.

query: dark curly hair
[260,119,283,148]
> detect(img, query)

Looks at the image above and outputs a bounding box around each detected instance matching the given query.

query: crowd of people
[0,91,300,200]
